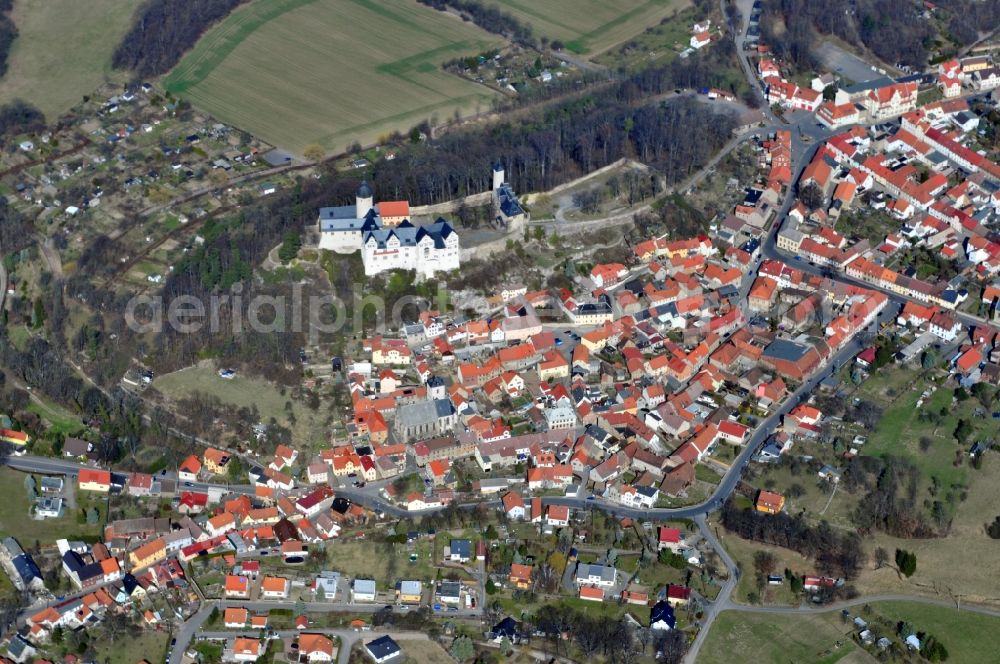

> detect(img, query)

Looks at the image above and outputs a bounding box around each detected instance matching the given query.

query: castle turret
[492,162,505,191]
[355,180,373,219]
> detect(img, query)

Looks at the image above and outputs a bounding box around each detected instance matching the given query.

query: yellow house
[396,580,422,604]
[203,448,230,475]
[0,428,29,446]
[755,490,786,514]
[128,538,166,570]
[538,354,570,382]
[78,469,111,493]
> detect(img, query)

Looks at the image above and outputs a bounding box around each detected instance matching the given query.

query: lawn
[700,610,868,664]
[593,4,702,68]
[0,467,104,545]
[493,0,691,56]
[163,0,501,155]
[0,0,136,117]
[92,629,171,664]
[152,362,328,446]
[324,538,437,587]
[865,601,1000,663]
[855,368,997,508]
[721,529,815,607]
[393,637,452,663]
[25,394,85,438]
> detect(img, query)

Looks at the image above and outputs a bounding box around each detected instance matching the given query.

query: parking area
[814,41,882,85]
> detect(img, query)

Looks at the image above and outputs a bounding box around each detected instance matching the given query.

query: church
[317,182,460,279]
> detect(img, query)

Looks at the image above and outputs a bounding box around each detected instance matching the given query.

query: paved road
[717,593,1000,618]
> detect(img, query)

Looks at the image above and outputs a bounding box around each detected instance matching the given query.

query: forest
[0,98,46,142]
[112,0,246,77]
[417,0,537,48]
[0,197,36,254]
[372,93,736,205]
[760,0,924,70]
[761,0,1000,72]
[0,0,15,78]
[720,500,865,580]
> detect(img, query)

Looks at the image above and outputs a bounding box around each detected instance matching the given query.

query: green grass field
[0,0,136,118]
[0,468,103,545]
[152,363,328,446]
[163,0,501,155]
[701,610,866,664]
[494,0,690,55]
[323,538,437,586]
[702,602,1000,664]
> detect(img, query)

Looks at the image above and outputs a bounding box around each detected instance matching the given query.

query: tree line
[112,0,246,78]
[417,0,537,48]
[720,499,865,579]
[0,99,46,143]
[0,0,16,78]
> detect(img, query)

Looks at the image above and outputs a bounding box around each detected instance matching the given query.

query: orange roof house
[225,574,250,597]
[78,468,111,492]
[233,637,260,659]
[509,563,533,589]
[261,575,290,598]
[179,454,202,478]
[755,490,786,514]
[224,607,249,627]
[203,448,230,474]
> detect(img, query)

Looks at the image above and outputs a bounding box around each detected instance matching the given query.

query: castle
[315,163,525,278]
[317,182,460,279]
[492,162,526,230]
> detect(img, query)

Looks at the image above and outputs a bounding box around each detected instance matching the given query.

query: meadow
[0,0,136,118]
[702,602,1000,664]
[493,0,690,55]
[163,0,502,155]
[151,362,329,446]
[700,610,867,664]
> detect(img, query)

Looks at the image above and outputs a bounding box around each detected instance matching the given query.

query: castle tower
[355,180,373,219]
[492,161,505,191]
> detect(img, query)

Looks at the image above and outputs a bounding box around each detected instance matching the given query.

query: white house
[317,182,461,279]
[351,579,377,603]
[575,563,617,589]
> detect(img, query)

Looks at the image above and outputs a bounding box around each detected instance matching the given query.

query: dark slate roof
[492,616,518,638]
[450,539,472,558]
[498,184,524,217]
[363,218,456,250]
[12,554,40,584]
[357,180,373,198]
[650,600,676,629]
[366,635,401,659]
[762,339,810,362]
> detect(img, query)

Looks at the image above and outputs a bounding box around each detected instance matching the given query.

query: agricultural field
[163,0,502,155]
[494,0,691,56]
[0,0,136,118]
